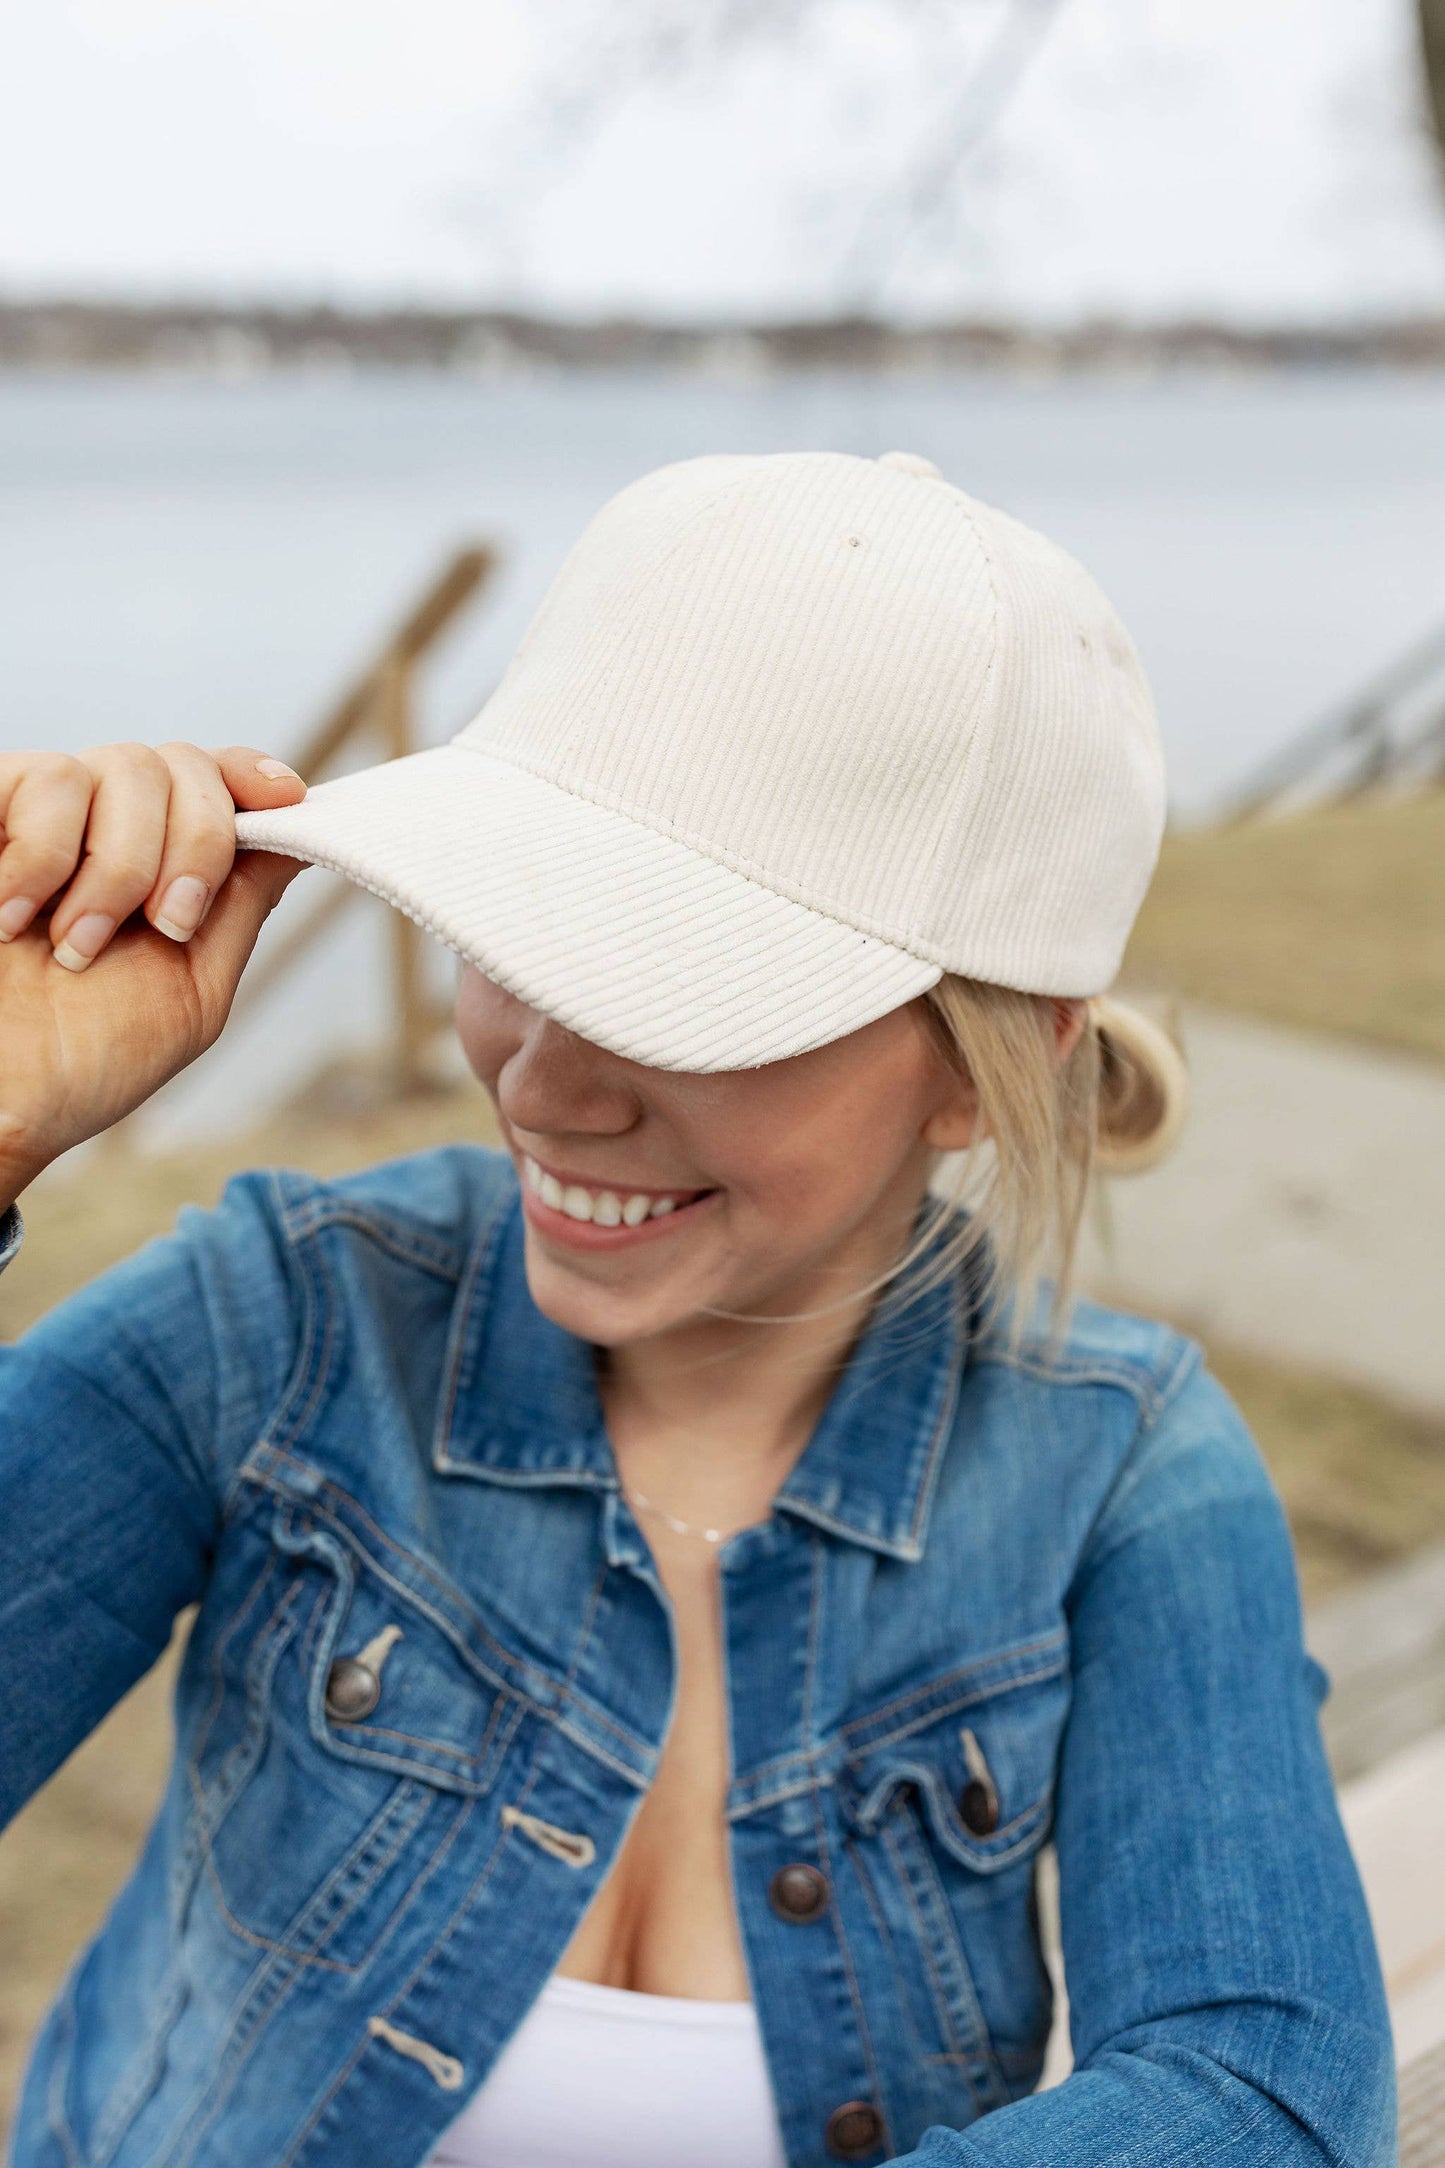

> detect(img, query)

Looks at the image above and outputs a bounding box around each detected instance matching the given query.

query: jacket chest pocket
[840,1638,1069,2103]
[186,1502,526,1973]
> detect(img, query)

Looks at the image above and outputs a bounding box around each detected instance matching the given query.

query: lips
[520,1152,716,1228]
[517,1152,722,1251]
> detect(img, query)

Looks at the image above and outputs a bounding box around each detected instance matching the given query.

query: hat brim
[233,746,942,1072]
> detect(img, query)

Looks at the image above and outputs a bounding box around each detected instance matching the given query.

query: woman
[0,450,1393,2167]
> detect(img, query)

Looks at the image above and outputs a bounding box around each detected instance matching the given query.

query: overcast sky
[2,0,1443,321]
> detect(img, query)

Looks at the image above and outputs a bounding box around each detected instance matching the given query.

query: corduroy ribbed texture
[235,748,942,1070]
[235,450,1166,1071]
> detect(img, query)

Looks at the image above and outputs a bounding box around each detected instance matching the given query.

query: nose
[495,1013,642,1141]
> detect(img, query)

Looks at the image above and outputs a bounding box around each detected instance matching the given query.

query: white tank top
[424,1974,789,2168]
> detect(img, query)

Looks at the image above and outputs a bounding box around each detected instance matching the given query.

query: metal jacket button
[959,1778,999,1836]
[769,1863,829,1923]
[825,2101,884,2159]
[325,1656,381,1722]
[958,1727,1000,1835]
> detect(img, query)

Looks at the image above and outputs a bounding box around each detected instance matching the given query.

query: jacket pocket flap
[843,1641,1069,1873]
[273,1508,514,1797]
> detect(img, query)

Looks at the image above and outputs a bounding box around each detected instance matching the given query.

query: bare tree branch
[835,0,1070,307]
[1422,0,1445,173]
[475,0,1062,314]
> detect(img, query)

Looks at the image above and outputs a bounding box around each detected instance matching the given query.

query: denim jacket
[0,1146,1394,2167]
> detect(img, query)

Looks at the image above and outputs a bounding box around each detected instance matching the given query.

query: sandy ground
[1079,998,1445,1413]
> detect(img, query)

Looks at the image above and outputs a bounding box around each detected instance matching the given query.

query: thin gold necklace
[624,1483,731,1546]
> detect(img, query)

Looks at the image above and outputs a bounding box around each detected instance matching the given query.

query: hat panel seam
[485,455,867,767]
[909,491,1005,961]
[485,460,777,729]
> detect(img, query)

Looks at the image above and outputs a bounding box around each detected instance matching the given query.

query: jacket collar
[434,1172,978,1563]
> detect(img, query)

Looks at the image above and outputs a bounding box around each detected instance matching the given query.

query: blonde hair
[875,980,1189,1355]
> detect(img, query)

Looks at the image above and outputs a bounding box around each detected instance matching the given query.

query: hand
[0,742,310,1199]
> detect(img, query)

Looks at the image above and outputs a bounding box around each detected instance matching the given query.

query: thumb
[230,844,311,919]
[185,848,311,1017]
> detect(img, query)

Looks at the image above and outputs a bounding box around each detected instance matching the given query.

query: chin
[520,1236,685,1347]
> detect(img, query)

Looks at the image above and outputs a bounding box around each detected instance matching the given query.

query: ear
[1054,997,1088,1062]
[918,997,1089,1154]
[920,1057,981,1152]
[920,1101,979,1152]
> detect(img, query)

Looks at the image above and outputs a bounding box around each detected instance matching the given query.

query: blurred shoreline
[7,299,1445,378]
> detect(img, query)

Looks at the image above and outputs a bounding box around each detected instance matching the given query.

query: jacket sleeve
[0,1175,303,1831]
[893,1358,1397,2168]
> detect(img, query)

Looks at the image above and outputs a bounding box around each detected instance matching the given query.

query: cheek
[707,1071,923,1228]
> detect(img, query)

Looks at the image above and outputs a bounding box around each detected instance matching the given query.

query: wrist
[0,1110,50,1210]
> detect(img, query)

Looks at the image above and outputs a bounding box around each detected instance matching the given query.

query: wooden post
[102,546,496,1147]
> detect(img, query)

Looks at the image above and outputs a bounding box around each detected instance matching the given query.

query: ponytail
[1089,996,1189,1176]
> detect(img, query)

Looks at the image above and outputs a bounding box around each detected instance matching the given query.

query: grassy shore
[1126,791,1445,1063]
[3,1069,1445,2129]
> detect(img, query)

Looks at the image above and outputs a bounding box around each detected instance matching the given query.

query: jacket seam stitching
[808,1769,895,2158]
[430,1174,525,1467]
[971,1346,1188,1421]
[278,1198,466,1282]
[729,1659,1065,1821]
[182,1791,478,2168]
[839,1633,1068,1741]
[882,1808,1006,2110]
[729,1634,1067,1803]
[188,1553,295,1783]
[221,1170,334,1520]
[849,1659,1068,1756]
[1070,1336,1210,1585]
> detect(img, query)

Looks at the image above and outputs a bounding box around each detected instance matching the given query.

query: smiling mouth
[520,1153,719,1229]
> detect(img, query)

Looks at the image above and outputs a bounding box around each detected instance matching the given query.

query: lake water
[4,364,1445,1140]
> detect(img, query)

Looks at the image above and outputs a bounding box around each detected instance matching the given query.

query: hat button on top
[876,449,943,480]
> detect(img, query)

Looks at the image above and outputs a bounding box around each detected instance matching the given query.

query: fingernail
[256,758,302,782]
[0,896,36,942]
[154,875,209,941]
[52,912,116,972]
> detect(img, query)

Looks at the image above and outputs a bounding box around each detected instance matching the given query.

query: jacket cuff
[0,1201,24,1275]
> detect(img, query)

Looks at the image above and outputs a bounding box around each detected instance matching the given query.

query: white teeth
[524,1155,705,1228]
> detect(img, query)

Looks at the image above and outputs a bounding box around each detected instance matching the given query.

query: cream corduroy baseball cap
[234,450,1166,1072]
